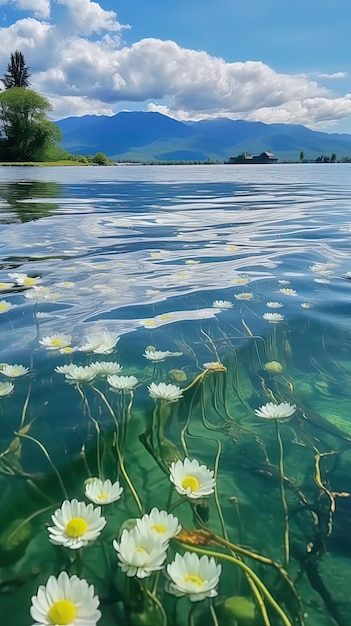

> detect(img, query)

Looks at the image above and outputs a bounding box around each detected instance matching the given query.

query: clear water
[1,164,351,626]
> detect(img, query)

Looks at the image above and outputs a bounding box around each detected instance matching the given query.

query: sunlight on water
[1,164,351,626]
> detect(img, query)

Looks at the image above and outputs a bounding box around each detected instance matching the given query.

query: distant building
[226,151,278,164]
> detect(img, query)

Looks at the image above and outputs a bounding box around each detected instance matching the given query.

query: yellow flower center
[0,304,8,311]
[181,476,200,492]
[184,574,204,587]
[48,600,77,625]
[65,517,88,538]
[23,277,36,285]
[51,338,64,346]
[151,524,167,533]
[136,546,148,554]
[97,492,109,500]
[143,319,156,326]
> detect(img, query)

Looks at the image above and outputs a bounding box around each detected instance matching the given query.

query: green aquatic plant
[254,402,296,568]
[264,360,283,374]
[217,595,257,625]
[2,310,351,626]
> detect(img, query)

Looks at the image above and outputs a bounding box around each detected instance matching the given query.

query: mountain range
[56,111,351,162]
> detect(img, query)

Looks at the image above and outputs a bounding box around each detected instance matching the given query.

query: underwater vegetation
[2,169,351,625]
[1,304,351,626]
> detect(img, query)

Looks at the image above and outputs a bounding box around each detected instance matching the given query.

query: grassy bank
[0,160,93,166]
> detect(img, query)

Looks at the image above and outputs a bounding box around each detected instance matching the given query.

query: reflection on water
[0,180,62,223]
[1,165,351,626]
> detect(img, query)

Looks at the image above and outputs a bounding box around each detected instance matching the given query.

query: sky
[1,0,351,133]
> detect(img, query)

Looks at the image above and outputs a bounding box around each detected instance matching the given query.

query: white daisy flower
[0,300,14,313]
[136,508,181,543]
[0,382,14,396]
[39,334,72,350]
[263,312,284,323]
[48,499,106,550]
[55,364,75,375]
[31,286,50,295]
[25,290,46,301]
[0,282,14,290]
[43,292,59,301]
[108,374,138,392]
[79,332,120,354]
[167,552,221,602]
[278,288,297,296]
[30,571,101,626]
[234,292,253,300]
[255,402,296,420]
[310,263,335,274]
[0,364,29,377]
[90,361,123,377]
[143,349,171,362]
[301,302,312,308]
[60,365,96,383]
[232,277,249,285]
[313,277,330,284]
[8,272,26,281]
[113,526,168,578]
[212,299,233,309]
[55,281,75,288]
[84,478,123,505]
[203,362,227,372]
[8,272,40,286]
[59,346,78,354]
[266,301,284,308]
[169,458,215,499]
[148,382,183,402]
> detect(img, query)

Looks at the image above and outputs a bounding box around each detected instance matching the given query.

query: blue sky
[1,0,351,132]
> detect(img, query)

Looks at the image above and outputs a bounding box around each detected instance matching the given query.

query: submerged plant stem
[15,431,68,499]
[275,420,290,568]
[19,382,32,430]
[177,543,294,626]
[76,385,102,479]
[145,586,167,626]
[92,386,143,513]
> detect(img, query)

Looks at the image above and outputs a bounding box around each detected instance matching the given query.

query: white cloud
[56,0,126,36]
[315,72,348,80]
[0,18,54,68]
[148,96,351,129]
[47,95,114,119]
[0,0,50,19]
[1,4,351,129]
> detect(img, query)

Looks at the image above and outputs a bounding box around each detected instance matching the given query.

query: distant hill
[55,111,351,162]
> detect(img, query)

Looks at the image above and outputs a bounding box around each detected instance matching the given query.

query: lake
[0,164,351,626]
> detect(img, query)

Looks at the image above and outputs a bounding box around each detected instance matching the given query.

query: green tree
[1,51,31,89]
[92,151,110,165]
[331,152,337,163]
[0,87,62,161]
[299,150,304,162]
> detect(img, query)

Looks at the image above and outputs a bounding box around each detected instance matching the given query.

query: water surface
[1,164,351,626]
